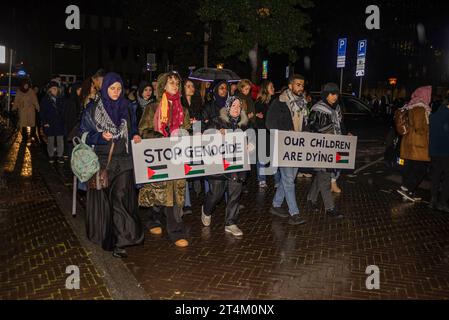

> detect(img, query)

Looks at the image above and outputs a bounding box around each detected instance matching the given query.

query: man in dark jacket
[307,83,345,219]
[429,103,449,213]
[265,74,308,226]
[201,96,249,237]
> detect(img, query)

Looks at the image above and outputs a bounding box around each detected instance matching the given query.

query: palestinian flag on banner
[223,156,244,172]
[184,161,206,176]
[147,165,169,180]
[336,152,350,164]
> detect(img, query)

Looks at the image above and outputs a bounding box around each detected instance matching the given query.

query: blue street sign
[337,38,347,68]
[357,40,367,57]
[337,38,347,57]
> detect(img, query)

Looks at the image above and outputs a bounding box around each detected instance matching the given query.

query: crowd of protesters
[9,67,449,258]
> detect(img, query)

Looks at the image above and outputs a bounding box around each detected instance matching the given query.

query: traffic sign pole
[359,77,363,99]
[337,38,347,93]
[356,40,367,99]
[340,68,344,93]
[7,49,13,128]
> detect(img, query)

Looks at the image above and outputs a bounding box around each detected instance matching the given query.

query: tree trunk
[249,43,261,84]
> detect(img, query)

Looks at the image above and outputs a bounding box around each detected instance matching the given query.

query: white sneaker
[297,172,312,178]
[259,181,268,188]
[225,225,243,237]
[201,206,211,227]
[397,189,421,202]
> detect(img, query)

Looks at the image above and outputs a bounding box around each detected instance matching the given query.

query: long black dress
[80,102,144,251]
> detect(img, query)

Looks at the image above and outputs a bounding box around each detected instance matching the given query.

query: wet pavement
[0,133,112,300]
[1,128,449,300]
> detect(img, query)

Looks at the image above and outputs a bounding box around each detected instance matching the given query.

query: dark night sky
[2,0,449,89]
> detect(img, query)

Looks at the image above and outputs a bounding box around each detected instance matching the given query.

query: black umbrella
[188,68,240,82]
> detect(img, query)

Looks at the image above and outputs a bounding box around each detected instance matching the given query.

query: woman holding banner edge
[79,72,144,259]
[138,72,192,248]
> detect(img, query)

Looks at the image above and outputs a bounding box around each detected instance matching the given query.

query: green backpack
[71,132,100,183]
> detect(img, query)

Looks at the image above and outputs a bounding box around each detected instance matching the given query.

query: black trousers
[145,205,186,242]
[21,126,38,140]
[86,170,144,251]
[402,160,429,193]
[431,156,449,204]
[307,171,334,211]
[203,179,242,226]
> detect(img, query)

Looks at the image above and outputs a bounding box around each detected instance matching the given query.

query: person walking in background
[230,83,238,97]
[203,80,229,125]
[40,81,65,164]
[266,74,308,226]
[307,83,345,219]
[79,72,144,258]
[91,69,106,93]
[13,79,40,144]
[81,78,97,109]
[254,80,275,189]
[182,79,205,206]
[396,86,432,202]
[133,81,155,126]
[236,79,256,126]
[428,100,449,213]
[138,72,191,248]
[127,87,138,103]
[182,79,204,132]
[63,82,82,159]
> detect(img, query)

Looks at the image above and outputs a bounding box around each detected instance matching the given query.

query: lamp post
[1,46,13,128]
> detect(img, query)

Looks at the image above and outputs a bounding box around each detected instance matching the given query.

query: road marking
[354,157,384,174]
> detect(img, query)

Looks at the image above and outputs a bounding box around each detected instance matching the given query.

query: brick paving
[0,134,112,300]
[2,129,449,300]
[123,171,449,300]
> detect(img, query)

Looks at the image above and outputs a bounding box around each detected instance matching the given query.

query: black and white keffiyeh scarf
[94,99,129,153]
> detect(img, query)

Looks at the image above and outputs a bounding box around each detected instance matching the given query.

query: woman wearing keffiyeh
[138,72,192,248]
[79,72,144,258]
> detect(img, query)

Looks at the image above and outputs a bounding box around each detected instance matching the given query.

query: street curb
[33,146,149,300]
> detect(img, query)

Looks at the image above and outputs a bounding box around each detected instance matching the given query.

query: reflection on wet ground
[1,131,449,300]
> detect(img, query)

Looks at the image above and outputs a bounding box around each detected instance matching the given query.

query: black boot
[307,201,320,213]
[428,198,439,210]
[326,208,344,219]
[112,247,128,258]
[436,203,449,214]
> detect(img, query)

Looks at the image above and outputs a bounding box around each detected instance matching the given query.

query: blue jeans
[331,170,341,182]
[273,167,300,216]
[274,168,281,186]
[257,161,267,183]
